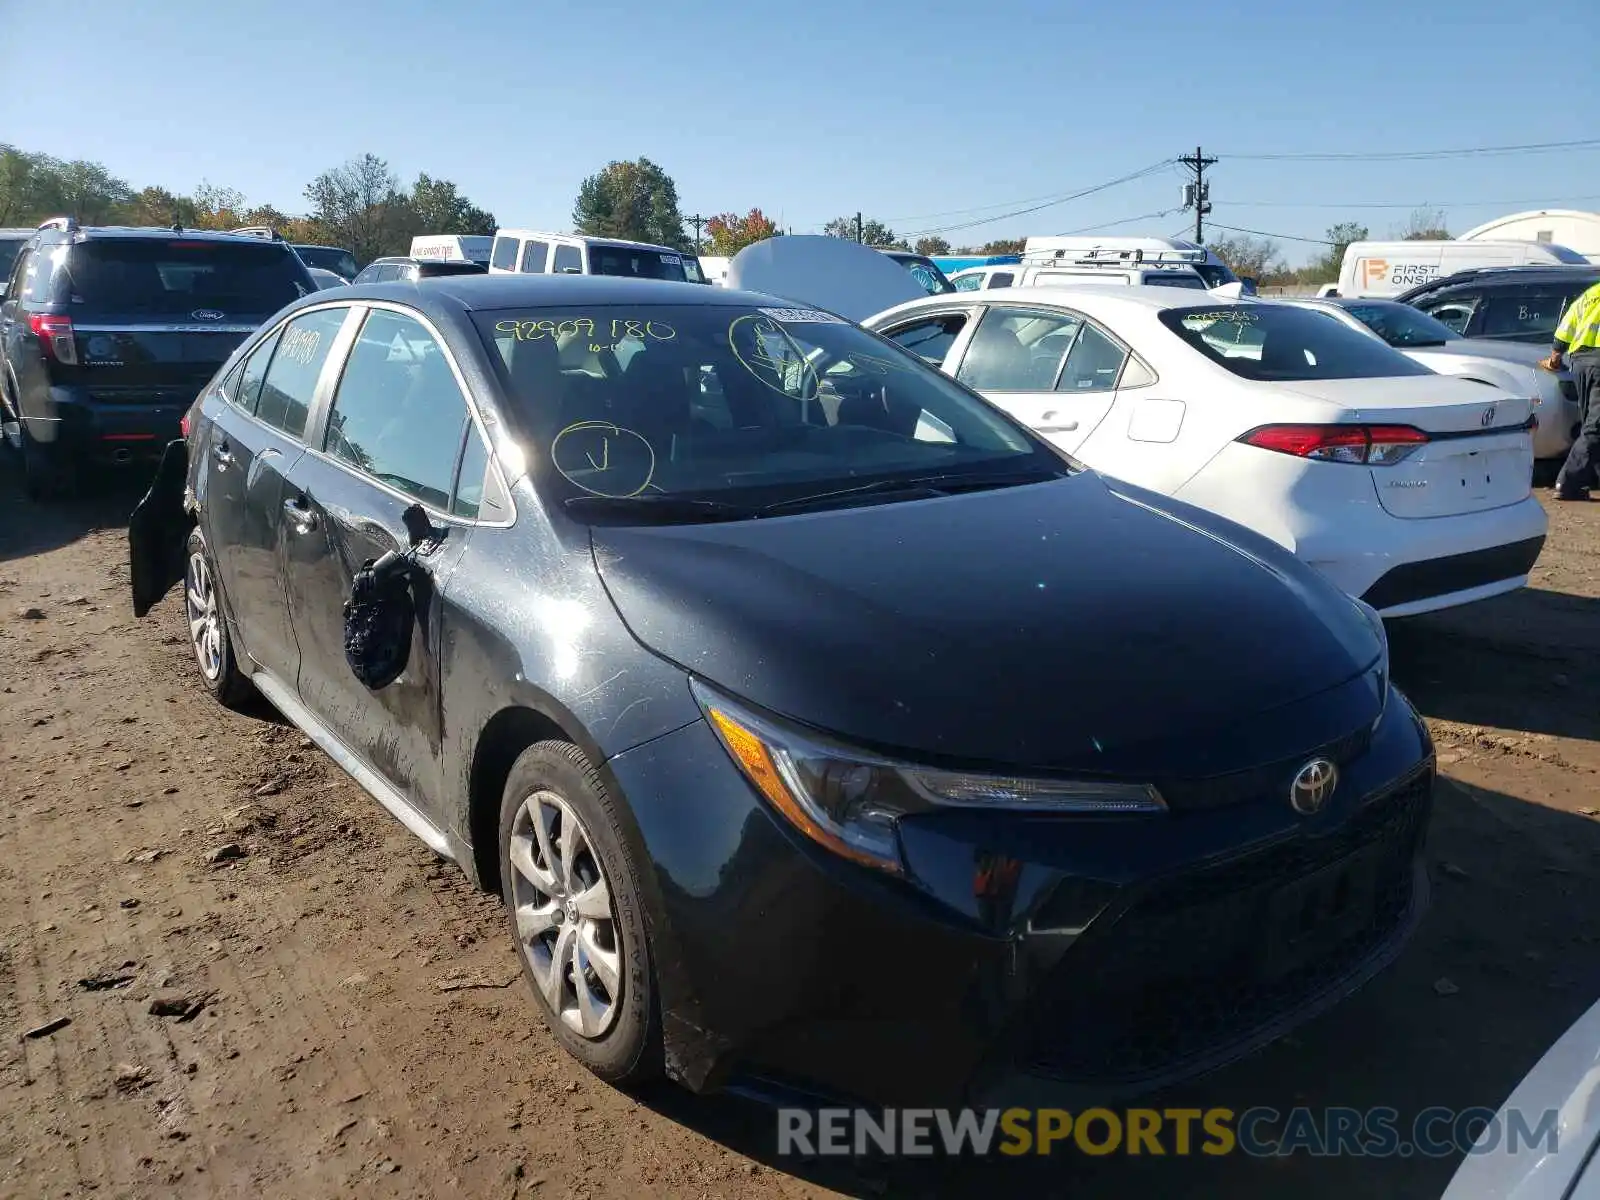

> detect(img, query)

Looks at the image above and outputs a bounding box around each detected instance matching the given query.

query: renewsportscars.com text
[777,1106,1559,1159]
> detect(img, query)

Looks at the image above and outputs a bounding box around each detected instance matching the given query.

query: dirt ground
[2,469,1598,1200]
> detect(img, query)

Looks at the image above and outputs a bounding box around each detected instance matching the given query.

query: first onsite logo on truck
[1360,259,1443,290]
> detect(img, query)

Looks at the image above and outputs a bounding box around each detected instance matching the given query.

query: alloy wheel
[508,790,623,1039]
[184,551,223,682]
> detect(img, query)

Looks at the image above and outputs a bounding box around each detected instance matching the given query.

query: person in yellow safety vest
[1542,279,1600,500]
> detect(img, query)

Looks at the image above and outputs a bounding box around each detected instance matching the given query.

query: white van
[487,229,705,283]
[409,235,493,266]
[698,255,730,286]
[1022,235,1236,288]
[1336,239,1589,299]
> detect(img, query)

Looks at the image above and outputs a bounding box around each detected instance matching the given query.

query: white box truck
[409,235,493,266]
[1336,239,1589,299]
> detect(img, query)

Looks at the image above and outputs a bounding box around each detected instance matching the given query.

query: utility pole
[855,212,863,244]
[686,214,707,252]
[1178,146,1217,244]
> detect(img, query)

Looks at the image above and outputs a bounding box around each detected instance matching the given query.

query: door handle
[282,496,319,534]
[211,440,235,468]
[1037,411,1079,433]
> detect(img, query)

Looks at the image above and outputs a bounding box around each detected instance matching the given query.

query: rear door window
[552,245,583,274]
[957,309,1084,391]
[1057,323,1129,392]
[255,308,347,437]
[490,236,518,271]
[323,309,472,510]
[1476,289,1588,341]
[989,271,1015,288]
[234,326,283,413]
[519,241,549,273]
[64,239,309,316]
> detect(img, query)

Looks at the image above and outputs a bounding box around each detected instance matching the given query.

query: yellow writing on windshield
[494,318,676,343]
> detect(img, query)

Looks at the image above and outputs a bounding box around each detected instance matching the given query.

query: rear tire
[183,527,252,709]
[19,427,76,500]
[499,740,661,1087]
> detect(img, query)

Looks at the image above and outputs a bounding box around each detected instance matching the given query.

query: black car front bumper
[604,687,1435,1108]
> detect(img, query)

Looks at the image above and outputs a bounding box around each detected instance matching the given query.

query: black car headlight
[691,680,1165,876]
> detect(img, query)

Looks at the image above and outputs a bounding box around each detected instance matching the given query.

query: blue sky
[4,0,1598,264]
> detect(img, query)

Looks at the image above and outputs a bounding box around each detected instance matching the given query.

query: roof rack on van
[37,216,79,233]
[229,225,285,242]
[1022,246,1207,268]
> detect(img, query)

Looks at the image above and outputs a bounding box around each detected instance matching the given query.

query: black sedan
[129,274,1434,1107]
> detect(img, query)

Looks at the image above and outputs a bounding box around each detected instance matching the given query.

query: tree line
[0,144,499,268]
[1206,208,1452,288]
[3,143,1444,281]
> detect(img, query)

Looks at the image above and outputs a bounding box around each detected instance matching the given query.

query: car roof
[37,224,299,245]
[334,274,779,313]
[0,228,34,238]
[971,284,1214,313]
[1401,264,1600,296]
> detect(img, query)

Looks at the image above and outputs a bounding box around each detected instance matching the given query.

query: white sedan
[1275,295,1580,467]
[1441,994,1600,1199]
[861,287,1549,616]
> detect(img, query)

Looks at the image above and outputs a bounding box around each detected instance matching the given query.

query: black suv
[1,218,316,497]
[350,256,488,284]
[293,244,359,281]
[1396,265,1600,345]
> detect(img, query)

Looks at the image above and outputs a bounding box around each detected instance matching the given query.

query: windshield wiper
[760,469,1058,516]
[563,494,757,523]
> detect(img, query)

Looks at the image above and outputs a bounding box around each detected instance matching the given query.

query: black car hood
[591,472,1383,776]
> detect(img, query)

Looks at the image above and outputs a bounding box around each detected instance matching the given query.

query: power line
[1218,137,1600,162]
[1212,192,1600,211]
[900,160,1175,238]
[1206,221,1334,245]
[1056,207,1185,236]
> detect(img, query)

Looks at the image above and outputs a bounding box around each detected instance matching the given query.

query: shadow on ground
[633,778,1600,1199]
[0,451,150,563]
[1390,587,1600,744]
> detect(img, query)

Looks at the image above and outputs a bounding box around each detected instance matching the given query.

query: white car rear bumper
[1175,447,1550,615]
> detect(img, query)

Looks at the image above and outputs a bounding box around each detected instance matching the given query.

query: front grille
[1018,769,1432,1085]
[1154,722,1372,813]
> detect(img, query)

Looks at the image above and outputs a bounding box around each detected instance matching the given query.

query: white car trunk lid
[1272,376,1533,520]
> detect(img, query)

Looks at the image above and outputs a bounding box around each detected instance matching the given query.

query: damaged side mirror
[341,504,440,690]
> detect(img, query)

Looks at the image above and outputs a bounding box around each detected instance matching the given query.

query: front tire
[183,527,252,708]
[499,740,661,1086]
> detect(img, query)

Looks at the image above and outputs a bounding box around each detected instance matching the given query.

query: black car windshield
[63,239,311,315]
[474,303,1059,514]
[295,245,359,279]
[1160,304,1434,381]
[587,246,690,282]
[1337,300,1459,347]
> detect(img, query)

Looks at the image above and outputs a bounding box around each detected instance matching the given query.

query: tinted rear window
[1160,305,1433,381]
[63,240,310,316]
[587,247,689,282]
[1476,289,1594,340]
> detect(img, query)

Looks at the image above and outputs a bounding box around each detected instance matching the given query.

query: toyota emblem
[1480,405,1496,428]
[191,309,225,322]
[1289,758,1338,815]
